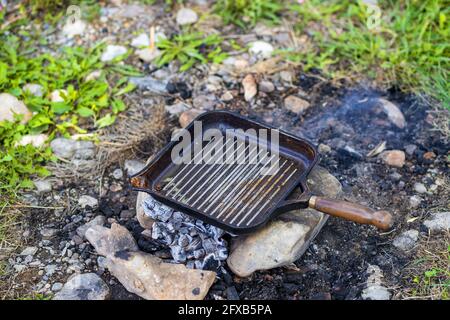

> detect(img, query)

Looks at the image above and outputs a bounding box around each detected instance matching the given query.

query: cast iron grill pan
[131,111,393,234]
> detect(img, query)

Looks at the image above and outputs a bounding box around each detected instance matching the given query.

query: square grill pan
[131,110,393,234]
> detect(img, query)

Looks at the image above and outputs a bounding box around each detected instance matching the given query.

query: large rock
[0,93,32,123]
[53,273,110,300]
[85,223,216,300]
[105,251,215,300]
[227,166,342,277]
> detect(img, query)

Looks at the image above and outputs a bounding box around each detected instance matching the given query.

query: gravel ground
[1,2,448,300]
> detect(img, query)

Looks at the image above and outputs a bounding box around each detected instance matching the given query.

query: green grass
[0,36,139,195]
[407,240,450,300]
[17,293,53,300]
[214,0,284,29]
[285,0,449,109]
[0,12,140,249]
[156,32,228,71]
[26,0,101,23]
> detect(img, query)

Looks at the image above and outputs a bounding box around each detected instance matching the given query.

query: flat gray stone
[76,215,106,239]
[176,8,198,25]
[40,227,59,239]
[414,182,427,194]
[129,76,168,93]
[227,166,342,277]
[361,265,391,300]
[50,138,95,160]
[423,212,450,232]
[392,230,419,251]
[34,180,52,194]
[85,223,139,257]
[101,45,127,62]
[19,246,38,256]
[53,273,110,300]
[78,195,98,209]
[165,102,190,115]
[23,83,44,97]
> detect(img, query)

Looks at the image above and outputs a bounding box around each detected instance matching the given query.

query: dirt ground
[0,2,448,300]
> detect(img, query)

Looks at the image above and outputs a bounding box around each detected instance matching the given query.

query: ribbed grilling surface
[159,138,299,228]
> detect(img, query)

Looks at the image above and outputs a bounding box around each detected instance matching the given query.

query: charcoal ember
[179,227,189,234]
[99,201,114,217]
[137,237,163,253]
[225,286,240,300]
[151,223,161,239]
[142,195,228,270]
[171,246,187,262]
[166,81,192,99]
[201,253,221,271]
[194,249,206,259]
[143,199,173,222]
[216,245,228,260]
[178,234,191,248]
[187,237,202,251]
[162,222,172,232]
[164,233,174,245]
[202,238,217,254]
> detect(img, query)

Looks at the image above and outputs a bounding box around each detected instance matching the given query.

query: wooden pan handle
[309,196,393,230]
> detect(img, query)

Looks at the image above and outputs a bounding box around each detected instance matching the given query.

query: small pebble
[413,182,427,194]
[112,168,123,180]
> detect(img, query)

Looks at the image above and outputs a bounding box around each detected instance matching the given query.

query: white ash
[142,196,228,270]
